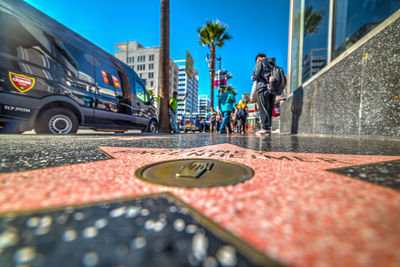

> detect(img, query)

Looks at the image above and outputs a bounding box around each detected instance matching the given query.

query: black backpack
[264,63,286,96]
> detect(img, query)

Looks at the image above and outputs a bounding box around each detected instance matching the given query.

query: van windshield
[135,80,148,103]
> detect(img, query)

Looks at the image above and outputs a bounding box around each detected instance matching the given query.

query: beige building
[242,94,250,104]
[114,41,178,108]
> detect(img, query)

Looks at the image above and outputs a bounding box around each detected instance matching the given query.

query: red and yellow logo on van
[101,70,109,85]
[112,75,121,89]
[9,72,35,93]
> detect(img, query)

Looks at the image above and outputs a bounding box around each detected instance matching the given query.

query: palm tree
[303,6,323,36]
[198,20,232,109]
[292,6,323,89]
[159,0,170,133]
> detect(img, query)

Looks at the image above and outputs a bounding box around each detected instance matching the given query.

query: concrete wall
[280,12,400,138]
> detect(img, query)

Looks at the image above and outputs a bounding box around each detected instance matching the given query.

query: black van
[0,0,158,134]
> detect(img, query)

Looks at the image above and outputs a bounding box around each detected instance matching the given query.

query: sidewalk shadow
[290,86,304,134]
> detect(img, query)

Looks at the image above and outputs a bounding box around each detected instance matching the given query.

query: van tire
[35,108,78,134]
[144,120,158,133]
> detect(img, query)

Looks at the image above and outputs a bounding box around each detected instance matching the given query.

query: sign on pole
[185,50,194,79]
[214,70,227,88]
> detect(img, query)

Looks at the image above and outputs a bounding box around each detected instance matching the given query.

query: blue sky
[24,0,290,102]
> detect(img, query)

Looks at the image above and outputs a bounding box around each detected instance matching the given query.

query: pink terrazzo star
[108,136,172,140]
[1,144,400,267]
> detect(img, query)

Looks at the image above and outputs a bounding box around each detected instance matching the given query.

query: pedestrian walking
[252,53,275,135]
[169,91,187,133]
[230,110,237,133]
[216,111,222,133]
[219,85,236,134]
[235,100,248,134]
[207,107,217,133]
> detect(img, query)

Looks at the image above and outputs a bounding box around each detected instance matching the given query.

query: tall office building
[174,60,199,118]
[198,95,210,118]
[114,41,178,109]
[302,48,327,82]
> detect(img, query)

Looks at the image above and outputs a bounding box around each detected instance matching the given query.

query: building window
[289,0,400,93]
[333,0,400,59]
[137,55,146,62]
[127,56,134,63]
[149,54,154,61]
[148,72,154,79]
[290,0,329,92]
[137,64,146,71]
[149,63,154,70]
[150,81,154,87]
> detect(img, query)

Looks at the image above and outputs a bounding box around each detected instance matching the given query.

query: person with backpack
[219,85,236,134]
[252,53,286,135]
[235,100,248,134]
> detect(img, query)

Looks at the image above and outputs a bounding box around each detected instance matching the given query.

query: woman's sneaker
[255,129,271,135]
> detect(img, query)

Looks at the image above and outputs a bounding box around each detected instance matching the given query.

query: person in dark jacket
[252,53,274,135]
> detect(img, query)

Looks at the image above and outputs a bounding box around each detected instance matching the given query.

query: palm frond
[197,19,232,48]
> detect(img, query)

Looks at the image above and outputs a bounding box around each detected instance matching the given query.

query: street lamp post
[206,54,223,109]
[216,56,222,71]
[216,56,222,106]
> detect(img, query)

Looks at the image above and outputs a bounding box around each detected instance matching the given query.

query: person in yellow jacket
[235,100,248,134]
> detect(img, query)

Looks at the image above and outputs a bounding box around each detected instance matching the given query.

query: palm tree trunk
[159,0,170,133]
[210,44,216,109]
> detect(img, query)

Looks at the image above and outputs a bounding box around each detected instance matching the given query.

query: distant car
[198,119,210,132]
[179,114,202,132]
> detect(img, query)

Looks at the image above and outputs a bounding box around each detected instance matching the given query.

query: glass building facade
[288,0,400,93]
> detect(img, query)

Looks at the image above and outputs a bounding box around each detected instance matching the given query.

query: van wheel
[145,120,158,133]
[35,108,78,134]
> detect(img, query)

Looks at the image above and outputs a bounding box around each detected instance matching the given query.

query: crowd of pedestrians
[169,52,284,135]
[203,86,249,134]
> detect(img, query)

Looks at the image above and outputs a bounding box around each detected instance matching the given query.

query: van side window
[0,13,70,79]
[0,12,95,85]
[57,40,95,84]
[95,50,123,98]
[135,80,148,103]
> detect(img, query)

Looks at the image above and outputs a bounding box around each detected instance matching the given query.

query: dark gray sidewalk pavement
[0,133,400,267]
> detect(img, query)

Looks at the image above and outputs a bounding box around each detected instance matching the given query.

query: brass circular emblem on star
[135,158,254,188]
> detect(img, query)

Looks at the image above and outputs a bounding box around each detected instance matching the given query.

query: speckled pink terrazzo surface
[1,143,400,267]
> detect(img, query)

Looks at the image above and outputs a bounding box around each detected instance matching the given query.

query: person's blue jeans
[169,109,178,133]
[219,111,232,133]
